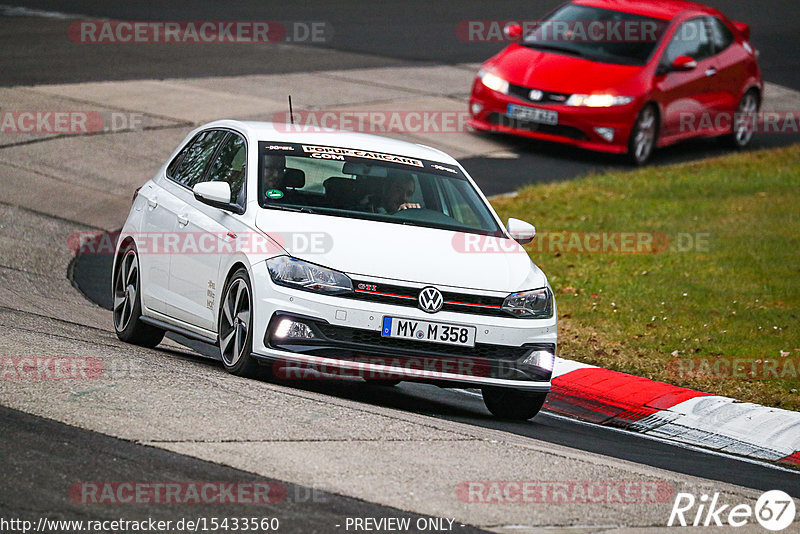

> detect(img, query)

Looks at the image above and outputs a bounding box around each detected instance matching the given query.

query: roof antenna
[288,95,294,125]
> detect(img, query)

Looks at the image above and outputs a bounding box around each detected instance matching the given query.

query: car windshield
[257,141,503,236]
[522,5,669,65]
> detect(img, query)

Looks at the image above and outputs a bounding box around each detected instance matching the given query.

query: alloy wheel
[633,106,657,164]
[113,249,139,332]
[734,92,758,147]
[219,278,251,367]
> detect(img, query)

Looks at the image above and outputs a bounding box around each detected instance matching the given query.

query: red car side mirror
[504,23,522,40]
[733,21,750,41]
[672,55,698,71]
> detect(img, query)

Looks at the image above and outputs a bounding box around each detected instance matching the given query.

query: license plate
[507,104,558,125]
[381,317,476,347]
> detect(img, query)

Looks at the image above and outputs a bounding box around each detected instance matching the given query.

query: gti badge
[529,89,544,101]
[418,287,444,313]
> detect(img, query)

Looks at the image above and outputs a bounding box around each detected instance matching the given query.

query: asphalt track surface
[2,0,799,91]
[71,250,800,496]
[0,405,488,534]
[3,0,800,190]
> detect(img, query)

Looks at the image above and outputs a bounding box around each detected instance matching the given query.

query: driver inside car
[362,171,421,214]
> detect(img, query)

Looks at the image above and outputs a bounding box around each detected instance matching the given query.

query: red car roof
[573,0,720,21]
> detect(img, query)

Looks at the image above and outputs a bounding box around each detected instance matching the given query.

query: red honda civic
[468,0,763,164]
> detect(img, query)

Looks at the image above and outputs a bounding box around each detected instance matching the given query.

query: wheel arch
[627,100,662,146]
[214,260,252,333]
[112,235,137,291]
[743,85,762,108]
[643,100,662,137]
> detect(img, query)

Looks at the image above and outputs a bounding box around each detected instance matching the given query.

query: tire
[482,387,547,420]
[113,245,165,348]
[627,104,658,165]
[726,90,759,149]
[218,268,259,377]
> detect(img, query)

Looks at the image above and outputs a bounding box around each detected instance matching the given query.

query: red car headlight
[478,69,509,95]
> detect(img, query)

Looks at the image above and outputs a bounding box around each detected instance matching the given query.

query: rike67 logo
[668,490,796,531]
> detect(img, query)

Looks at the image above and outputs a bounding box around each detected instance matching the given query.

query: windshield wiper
[263,204,317,214]
[525,42,584,56]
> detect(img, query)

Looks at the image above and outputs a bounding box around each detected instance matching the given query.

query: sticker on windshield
[266,189,284,199]
[301,145,424,168]
[431,164,458,174]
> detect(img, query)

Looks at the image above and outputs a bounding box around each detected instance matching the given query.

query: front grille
[508,84,571,105]
[345,280,509,318]
[265,315,553,382]
[487,113,589,141]
[315,323,531,361]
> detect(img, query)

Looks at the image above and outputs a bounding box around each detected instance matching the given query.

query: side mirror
[507,218,535,244]
[193,181,243,214]
[671,55,698,71]
[733,21,750,41]
[504,23,523,40]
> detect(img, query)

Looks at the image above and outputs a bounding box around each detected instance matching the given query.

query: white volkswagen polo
[113,120,557,419]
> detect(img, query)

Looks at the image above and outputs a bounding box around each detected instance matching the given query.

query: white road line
[0,4,87,19]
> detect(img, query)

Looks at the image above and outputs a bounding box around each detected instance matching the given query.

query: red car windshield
[523,4,669,65]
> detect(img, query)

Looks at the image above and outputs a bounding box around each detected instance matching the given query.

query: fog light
[470,102,483,115]
[594,127,615,142]
[520,350,555,372]
[274,319,316,339]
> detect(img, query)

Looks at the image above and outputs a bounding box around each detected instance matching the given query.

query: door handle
[705,67,717,77]
[177,215,189,226]
[147,199,158,208]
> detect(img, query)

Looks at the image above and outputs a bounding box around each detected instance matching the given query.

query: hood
[490,44,645,95]
[255,210,547,293]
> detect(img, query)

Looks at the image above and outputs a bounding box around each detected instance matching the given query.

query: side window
[439,178,490,229]
[166,140,191,179]
[171,129,227,187]
[203,133,247,206]
[661,18,714,67]
[708,17,734,53]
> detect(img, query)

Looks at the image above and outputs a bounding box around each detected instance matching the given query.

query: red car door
[653,17,717,143]
[704,16,748,132]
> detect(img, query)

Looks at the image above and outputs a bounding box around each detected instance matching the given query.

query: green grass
[491,145,800,410]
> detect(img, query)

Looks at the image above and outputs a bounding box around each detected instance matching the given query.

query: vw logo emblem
[529,89,544,101]
[418,287,443,313]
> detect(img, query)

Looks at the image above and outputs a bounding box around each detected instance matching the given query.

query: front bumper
[250,262,556,391]
[469,81,637,154]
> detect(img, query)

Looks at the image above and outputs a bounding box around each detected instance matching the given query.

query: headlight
[565,94,634,107]
[502,287,554,318]
[479,69,509,94]
[267,256,353,295]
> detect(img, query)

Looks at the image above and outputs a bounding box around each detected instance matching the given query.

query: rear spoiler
[733,21,750,41]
